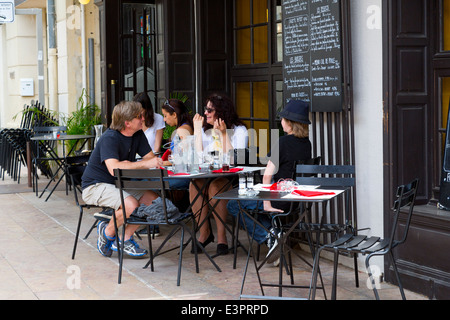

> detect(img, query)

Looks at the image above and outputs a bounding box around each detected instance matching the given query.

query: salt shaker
[238,173,247,195]
[246,172,254,189]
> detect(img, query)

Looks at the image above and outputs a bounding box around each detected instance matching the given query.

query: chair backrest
[113,168,170,222]
[294,164,356,233]
[390,178,419,247]
[292,156,322,178]
[294,164,355,188]
[66,154,91,206]
[33,126,67,136]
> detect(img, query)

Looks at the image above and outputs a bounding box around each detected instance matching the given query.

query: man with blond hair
[82,101,163,257]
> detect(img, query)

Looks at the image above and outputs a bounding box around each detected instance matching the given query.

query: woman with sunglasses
[190,94,248,256]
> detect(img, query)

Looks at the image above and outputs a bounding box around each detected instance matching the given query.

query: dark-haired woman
[133,92,165,154]
[190,94,248,255]
[162,98,194,189]
[162,98,194,145]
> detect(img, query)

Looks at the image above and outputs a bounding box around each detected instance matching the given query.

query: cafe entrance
[383,0,450,298]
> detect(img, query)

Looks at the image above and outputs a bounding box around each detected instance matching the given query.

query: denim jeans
[168,178,190,190]
[226,199,272,244]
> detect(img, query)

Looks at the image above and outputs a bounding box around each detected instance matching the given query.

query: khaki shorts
[82,183,145,211]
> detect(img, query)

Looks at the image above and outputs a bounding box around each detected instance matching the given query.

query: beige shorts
[82,183,145,211]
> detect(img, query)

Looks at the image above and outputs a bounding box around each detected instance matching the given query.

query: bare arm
[153,129,164,154]
[262,160,283,212]
[193,114,204,153]
[104,153,162,176]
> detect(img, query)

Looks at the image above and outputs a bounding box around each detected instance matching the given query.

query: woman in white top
[190,94,248,255]
[133,92,165,154]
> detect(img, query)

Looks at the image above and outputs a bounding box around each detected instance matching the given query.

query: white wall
[56,0,101,118]
[0,14,39,128]
[0,25,5,127]
[0,1,101,128]
[351,0,384,272]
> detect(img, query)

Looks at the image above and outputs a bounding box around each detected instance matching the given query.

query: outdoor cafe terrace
[0,168,427,301]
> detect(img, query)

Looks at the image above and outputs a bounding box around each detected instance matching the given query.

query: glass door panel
[121,4,157,106]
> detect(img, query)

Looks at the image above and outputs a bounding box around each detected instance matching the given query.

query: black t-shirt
[268,134,312,211]
[81,128,151,189]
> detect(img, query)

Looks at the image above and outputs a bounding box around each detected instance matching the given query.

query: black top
[268,134,312,211]
[81,129,151,189]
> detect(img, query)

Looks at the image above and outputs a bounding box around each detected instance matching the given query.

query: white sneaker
[266,228,281,264]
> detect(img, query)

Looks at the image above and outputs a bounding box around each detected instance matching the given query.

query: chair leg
[389,251,406,300]
[72,208,83,260]
[331,249,340,300]
[353,253,359,288]
[310,247,323,300]
[184,222,200,274]
[144,225,154,272]
[365,254,380,300]
[83,220,98,240]
[113,215,124,284]
[177,226,185,286]
[305,229,327,299]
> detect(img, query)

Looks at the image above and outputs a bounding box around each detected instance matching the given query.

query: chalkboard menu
[283,0,343,112]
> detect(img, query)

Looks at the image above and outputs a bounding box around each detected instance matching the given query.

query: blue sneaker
[97,221,115,257]
[111,237,148,257]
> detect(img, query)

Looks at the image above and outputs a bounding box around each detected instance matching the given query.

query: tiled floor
[0,173,428,300]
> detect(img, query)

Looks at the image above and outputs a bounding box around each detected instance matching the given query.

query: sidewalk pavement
[0,172,428,300]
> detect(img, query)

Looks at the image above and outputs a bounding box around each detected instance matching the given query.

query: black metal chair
[230,157,322,270]
[66,154,112,259]
[113,168,221,285]
[264,163,354,299]
[31,126,67,197]
[292,164,356,243]
[310,178,419,300]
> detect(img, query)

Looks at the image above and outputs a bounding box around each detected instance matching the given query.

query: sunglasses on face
[204,107,215,113]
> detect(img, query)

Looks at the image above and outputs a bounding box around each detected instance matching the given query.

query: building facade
[0,0,448,299]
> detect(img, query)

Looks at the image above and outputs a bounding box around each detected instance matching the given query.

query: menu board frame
[283,0,344,112]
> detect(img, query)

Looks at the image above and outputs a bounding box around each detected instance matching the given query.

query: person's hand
[263,201,284,213]
[147,156,163,168]
[193,113,204,130]
[214,118,227,134]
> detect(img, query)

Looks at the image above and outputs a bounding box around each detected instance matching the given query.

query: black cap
[278,100,311,124]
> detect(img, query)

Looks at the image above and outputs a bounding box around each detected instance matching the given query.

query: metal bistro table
[213,186,345,300]
[30,134,94,201]
[165,166,265,266]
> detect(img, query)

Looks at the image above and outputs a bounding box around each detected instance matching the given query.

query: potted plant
[64,89,103,153]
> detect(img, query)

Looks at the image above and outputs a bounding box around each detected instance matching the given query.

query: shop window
[234,0,268,65]
[443,0,450,51]
[232,0,282,152]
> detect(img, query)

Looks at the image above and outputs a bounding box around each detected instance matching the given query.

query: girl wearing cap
[226,99,312,264]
